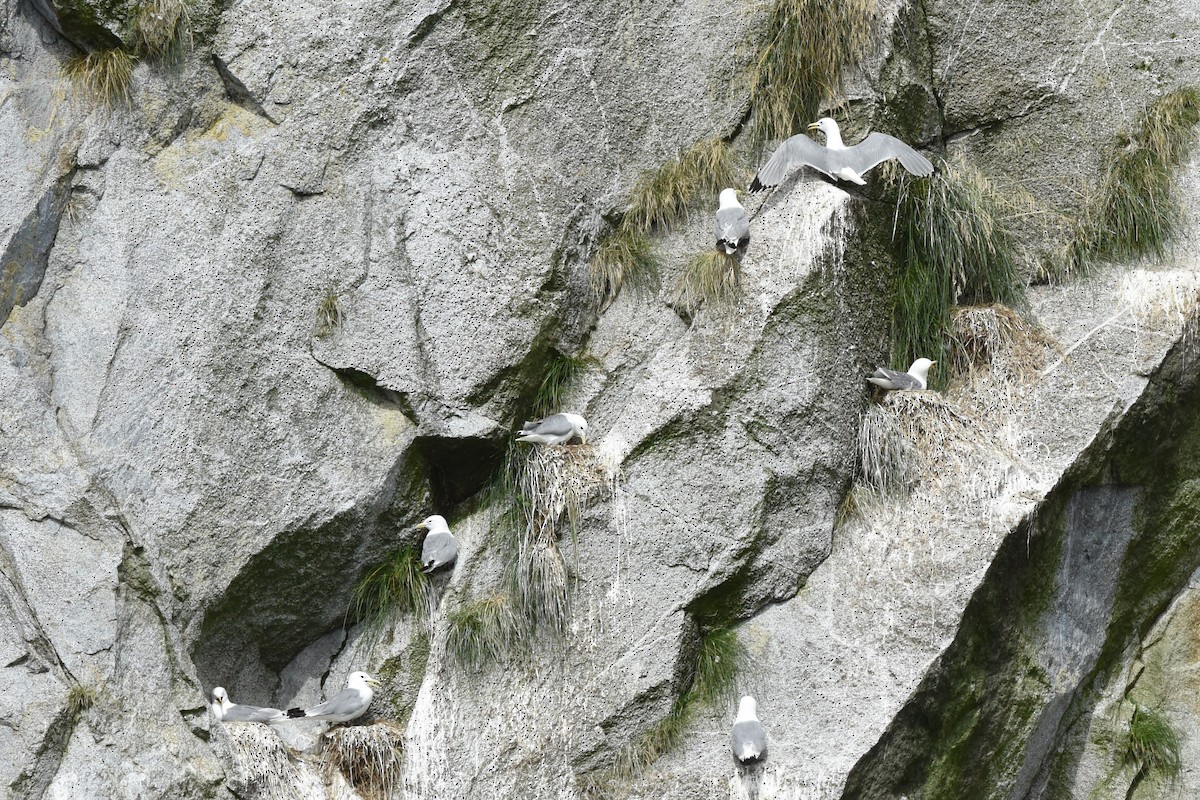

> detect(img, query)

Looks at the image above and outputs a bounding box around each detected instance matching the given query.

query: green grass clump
[675,250,741,312]
[533,353,598,417]
[1063,88,1200,276]
[750,0,877,141]
[1123,704,1182,784]
[130,0,193,57]
[64,49,136,106]
[66,684,98,721]
[445,592,522,668]
[890,161,1026,384]
[349,546,430,638]
[688,625,748,706]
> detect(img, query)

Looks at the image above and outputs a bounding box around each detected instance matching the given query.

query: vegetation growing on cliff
[349,546,430,639]
[64,49,136,105]
[1060,88,1200,276]
[889,162,1026,384]
[750,0,878,141]
[675,251,742,313]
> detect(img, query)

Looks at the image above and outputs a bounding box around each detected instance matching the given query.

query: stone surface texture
[2,0,1200,798]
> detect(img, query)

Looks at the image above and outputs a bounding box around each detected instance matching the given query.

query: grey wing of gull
[842,133,934,177]
[731,720,768,762]
[751,134,831,189]
[422,531,458,570]
[869,367,920,390]
[304,687,367,720]
[223,704,285,723]
[715,207,750,243]
[525,414,575,437]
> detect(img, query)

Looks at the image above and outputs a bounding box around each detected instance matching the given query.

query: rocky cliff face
[2,0,1200,798]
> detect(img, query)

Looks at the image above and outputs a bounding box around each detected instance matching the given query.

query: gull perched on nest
[750,117,934,190]
[516,413,588,446]
[210,687,288,725]
[731,696,768,765]
[286,672,381,723]
[417,514,458,573]
[868,358,936,391]
[715,188,750,254]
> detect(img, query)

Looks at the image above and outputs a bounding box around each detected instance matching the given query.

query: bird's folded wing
[305,688,361,718]
[715,207,750,241]
[527,414,574,437]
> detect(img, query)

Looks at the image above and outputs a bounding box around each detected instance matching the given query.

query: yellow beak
[806,122,820,130]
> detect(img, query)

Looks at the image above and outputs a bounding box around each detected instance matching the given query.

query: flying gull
[750,117,934,190]
[209,687,288,725]
[868,358,936,391]
[516,413,588,446]
[715,188,750,254]
[731,696,768,764]
[286,671,381,723]
[418,514,458,573]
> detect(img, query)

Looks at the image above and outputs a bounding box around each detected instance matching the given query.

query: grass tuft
[858,403,919,494]
[315,291,343,337]
[689,625,748,707]
[349,546,430,640]
[533,353,598,417]
[589,223,661,301]
[446,592,522,668]
[1061,88,1200,277]
[1123,704,1182,784]
[64,49,136,106]
[66,684,98,721]
[130,0,194,58]
[749,0,877,142]
[592,624,748,786]
[891,162,1026,384]
[675,251,741,313]
[591,137,737,301]
[322,721,405,800]
[624,137,737,235]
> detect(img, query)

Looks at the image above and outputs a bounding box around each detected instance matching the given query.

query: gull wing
[222,703,286,723]
[421,531,458,571]
[867,367,921,390]
[304,686,366,720]
[731,719,768,763]
[842,133,934,178]
[715,207,750,246]
[522,413,575,438]
[749,134,832,191]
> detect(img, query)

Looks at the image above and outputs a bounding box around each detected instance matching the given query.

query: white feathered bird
[417,514,458,573]
[867,358,936,391]
[715,188,750,254]
[515,413,588,446]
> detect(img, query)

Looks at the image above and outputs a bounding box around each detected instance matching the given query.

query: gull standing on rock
[731,696,768,765]
[285,672,381,723]
[418,514,458,573]
[516,413,588,446]
[868,358,936,391]
[209,687,288,725]
[715,188,750,255]
[750,117,934,190]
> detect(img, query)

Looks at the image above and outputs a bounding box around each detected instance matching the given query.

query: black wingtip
[286,707,306,718]
[748,177,764,193]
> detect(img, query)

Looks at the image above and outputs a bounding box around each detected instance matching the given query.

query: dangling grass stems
[1062,88,1200,276]
[315,291,343,337]
[349,546,430,640]
[1122,704,1182,784]
[533,353,598,417]
[590,137,736,300]
[445,592,522,667]
[323,722,405,800]
[675,251,742,312]
[750,0,877,142]
[64,49,136,105]
[890,162,1026,386]
[130,0,194,58]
